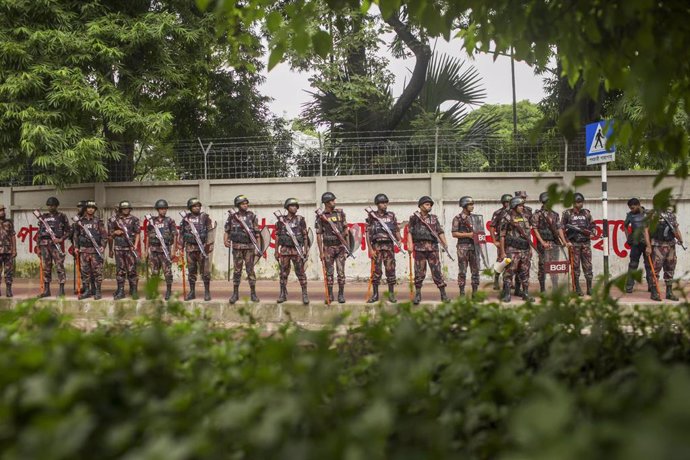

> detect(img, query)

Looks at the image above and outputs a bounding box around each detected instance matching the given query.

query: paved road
[3,278,685,305]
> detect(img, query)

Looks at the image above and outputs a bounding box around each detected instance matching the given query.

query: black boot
[38,282,50,298]
[650,284,661,301]
[203,281,211,301]
[326,286,334,304]
[501,283,512,302]
[94,283,102,300]
[539,279,546,293]
[56,283,64,297]
[625,272,635,293]
[388,284,397,303]
[521,285,535,302]
[493,273,500,291]
[277,284,287,303]
[413,288,421,305]
[229,284,239,304]
[301,286,309,305]
[367,284,379,303]
[337,285,345,303]
[78,286,92,300]
[91,280,96,296]
[164,282,172,301]
[250,284,259,303]
[129,281,138,300]
[439,287,449,302]
[113,282,125,300]
[586,279,592,296]
[185,283,196,301]
[459,287,465,297]
[574,280,583,297]
[666,284,679,301]
[5,284,12,298]
[472,285,478,298]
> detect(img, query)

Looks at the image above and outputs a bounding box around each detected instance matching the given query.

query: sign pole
[601,162,609,279]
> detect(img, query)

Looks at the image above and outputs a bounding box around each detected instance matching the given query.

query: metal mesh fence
[6,130,596,185]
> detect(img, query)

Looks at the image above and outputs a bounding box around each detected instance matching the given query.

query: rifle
[144,214,172,263]
[179,211,208,258]
[32,210,65,256]
[274,211,307,261]
[110,213,140,261]
[660,212,687,250]
[364,207,405,253]
[228,209,263,256]
[541,211,564,247]
[412,211,454,261]
[408,250,414,302]
[315,209,355,259]
[508,214,538,251]
[565,224,592,238]
[71,216,104,260]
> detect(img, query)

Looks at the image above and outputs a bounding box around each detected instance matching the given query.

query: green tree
[464,101,544,139]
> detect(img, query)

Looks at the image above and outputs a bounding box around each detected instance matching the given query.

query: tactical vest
[505,213,530,250]
[535,210,557,242]
[148,217,174,246]
[652,215,676,242]
[320,209,346,246]
[626,211,647,245]
[227,211,255,244]
[0,219,13,252]
[564,210,591,243]
[111,215,139,248]
[38,212,67,240]
[454,213,474,245]
[78,218,103,247]
[411,214,439,243]
[369,212,397,243]
[184,213,208,244]
[277,216,305,247]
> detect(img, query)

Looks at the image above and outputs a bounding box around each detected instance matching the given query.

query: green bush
[1,293,689,459]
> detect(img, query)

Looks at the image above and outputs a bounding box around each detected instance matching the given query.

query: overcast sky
[259,35,547,120]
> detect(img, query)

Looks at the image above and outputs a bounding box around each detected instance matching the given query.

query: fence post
[197,138,213,180]
[318,133,323,177]
[434,126,439,173]
[564,138,569,172]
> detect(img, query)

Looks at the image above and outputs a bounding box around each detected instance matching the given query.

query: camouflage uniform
[315,209,349,288]
[180,212,213,284]
[624,208,652,291]
[408,213,447,289]
[0,218,15,288]
[650,212,679,286]
[226,210,261,287]
[275,214,308,287]
[74,215,107,296]
[37,211,71,285]
[366,210,399,286]
[452,211,479,292]
[562,208,595,284]
[490,206,509,262]
[501,210,533,293]
[147,215,177,283]
[108,215,140,287]
[531,207,564,287]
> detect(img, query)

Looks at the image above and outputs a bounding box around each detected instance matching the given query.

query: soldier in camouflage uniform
[180,198,214,301]
[0,205,16,297]
[365,193,402,303]
[531,192,568,292]
[452,196,480,297]
[512,191,532,296]
[500,197,536,302]
[562,193,595,296]
[108,201,141,300]
[274,198,309,305]
[489,194,513,290]
[146,199,177,300]
[624,198,652,293]
[74,201,107,300]
[407,196,449,305]
[71,200,91,295]
[644,208,683,301]
[37,197,71,297]
[316,192,350,303]
[225,195,261,304]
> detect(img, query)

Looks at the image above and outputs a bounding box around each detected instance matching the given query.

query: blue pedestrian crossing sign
[585,121,615,165]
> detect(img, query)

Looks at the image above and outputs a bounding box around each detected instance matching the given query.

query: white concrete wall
[7,171,689,281]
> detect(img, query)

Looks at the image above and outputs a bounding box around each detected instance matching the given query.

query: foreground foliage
[1,295,690,459]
